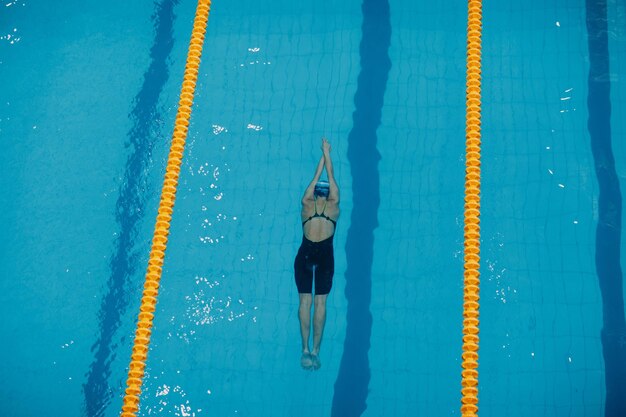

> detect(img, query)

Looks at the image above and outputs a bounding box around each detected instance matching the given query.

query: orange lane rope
[461,0,483,416]
[120,1,212,416]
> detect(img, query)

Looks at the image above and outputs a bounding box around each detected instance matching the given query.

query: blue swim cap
[314,180,330,197]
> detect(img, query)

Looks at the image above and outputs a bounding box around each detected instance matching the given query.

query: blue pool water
[1,0,626,416]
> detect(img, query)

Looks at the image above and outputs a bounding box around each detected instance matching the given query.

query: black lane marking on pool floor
[586,1,626,415]
[83,1,178,415]
[331,0,391,416]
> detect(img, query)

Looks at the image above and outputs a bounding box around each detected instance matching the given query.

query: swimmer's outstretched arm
[302,155,325,203]
[322,138,340,203]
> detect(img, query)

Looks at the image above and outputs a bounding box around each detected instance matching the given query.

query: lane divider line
[120,1,212,415]
[461,0,483,416]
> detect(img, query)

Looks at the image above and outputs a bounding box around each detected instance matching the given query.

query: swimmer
[294,137,340,370]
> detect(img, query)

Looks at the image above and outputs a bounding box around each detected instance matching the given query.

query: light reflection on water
[1,2,25,45]
[144,383,203,416]
[164,273,257,344]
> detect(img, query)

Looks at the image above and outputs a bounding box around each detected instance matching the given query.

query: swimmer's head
[314,180,330,198]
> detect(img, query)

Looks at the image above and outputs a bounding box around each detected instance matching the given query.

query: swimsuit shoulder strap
[302,199,337,227]
[318,200,337,227]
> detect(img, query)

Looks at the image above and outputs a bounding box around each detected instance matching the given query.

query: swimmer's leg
[311,294,328,370]
[298,293,313,369]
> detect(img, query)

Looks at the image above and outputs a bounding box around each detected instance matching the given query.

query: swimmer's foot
[310,353,321,370]
[301,352,313,370]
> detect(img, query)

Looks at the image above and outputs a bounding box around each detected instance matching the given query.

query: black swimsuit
[294,200,336,295]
